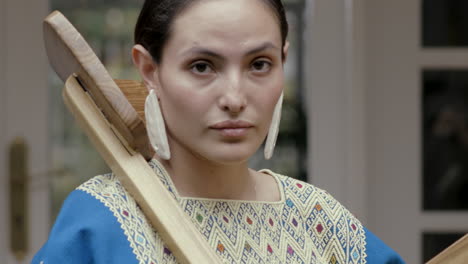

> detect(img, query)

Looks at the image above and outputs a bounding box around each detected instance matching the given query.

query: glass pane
[422,70,468,210]
[422,0,468,47]
[423,232,466,262]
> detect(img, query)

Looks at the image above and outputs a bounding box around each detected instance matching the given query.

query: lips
[210,120,254,129]
[210,120,254,138]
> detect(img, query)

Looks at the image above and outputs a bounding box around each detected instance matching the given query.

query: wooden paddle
[43,11,221,264]
[427,234,468,264]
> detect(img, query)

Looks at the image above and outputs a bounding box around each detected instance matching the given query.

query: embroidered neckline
[148,159,286,204]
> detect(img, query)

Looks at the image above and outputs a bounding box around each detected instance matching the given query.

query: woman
[34,0,405,263]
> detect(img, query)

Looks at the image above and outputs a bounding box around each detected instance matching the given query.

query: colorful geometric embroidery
[77,160,367,263]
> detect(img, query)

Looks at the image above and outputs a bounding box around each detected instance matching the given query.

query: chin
[202,145,258,165]
[174,135,265,165]
[208,151,252,165]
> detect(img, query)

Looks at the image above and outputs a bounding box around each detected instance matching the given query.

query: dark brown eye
[195,64,208,72]
[251,60,271,73]
[190,61,214,75]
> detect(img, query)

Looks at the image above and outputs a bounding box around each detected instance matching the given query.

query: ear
[282,41,290,63]
[132,44,160,93]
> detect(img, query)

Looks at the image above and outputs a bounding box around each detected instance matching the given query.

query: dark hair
[134,0,288,63]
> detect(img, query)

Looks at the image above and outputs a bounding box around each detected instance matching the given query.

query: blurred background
[1,0,467,263]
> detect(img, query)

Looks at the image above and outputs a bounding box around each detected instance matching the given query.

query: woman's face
[153,0,285,164]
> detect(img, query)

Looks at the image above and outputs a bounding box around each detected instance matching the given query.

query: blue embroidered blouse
[33,160,405,263]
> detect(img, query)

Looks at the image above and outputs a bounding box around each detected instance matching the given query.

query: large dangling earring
[264,92,283,160]
[145,89,171,160]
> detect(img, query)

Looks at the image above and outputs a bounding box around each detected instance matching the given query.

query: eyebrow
[182,42,280,59]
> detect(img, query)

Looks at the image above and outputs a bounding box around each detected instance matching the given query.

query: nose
[218,75,247,114]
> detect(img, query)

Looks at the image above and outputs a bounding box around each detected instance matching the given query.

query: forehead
[169,0,282,52]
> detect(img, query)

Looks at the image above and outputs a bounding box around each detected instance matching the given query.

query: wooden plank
[62,76,221,264]
[43,11,153,160]
[427,234,468,264]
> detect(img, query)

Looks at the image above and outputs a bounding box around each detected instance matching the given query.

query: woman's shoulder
[75,173,128,204]
[32,173,158,264]
[264,170,406,264]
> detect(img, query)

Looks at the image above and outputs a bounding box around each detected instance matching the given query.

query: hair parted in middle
[134,0,289,63]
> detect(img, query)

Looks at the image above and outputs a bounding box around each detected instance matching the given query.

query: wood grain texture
[63,76,221,264]
[427,234,468,264]
[43,11,153,159]
[115,79,147,121]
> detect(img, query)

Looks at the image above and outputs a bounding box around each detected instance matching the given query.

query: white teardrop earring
[264,92,283,160]
[145,89,171,160]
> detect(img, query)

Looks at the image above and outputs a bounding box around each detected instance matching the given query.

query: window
[421,0,468,260]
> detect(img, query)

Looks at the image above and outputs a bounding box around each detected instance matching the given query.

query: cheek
[158,66,208,109]
[255,75,284,113]
[158,80,209,130]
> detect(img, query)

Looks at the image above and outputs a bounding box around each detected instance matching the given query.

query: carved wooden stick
[43,11,153,160]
